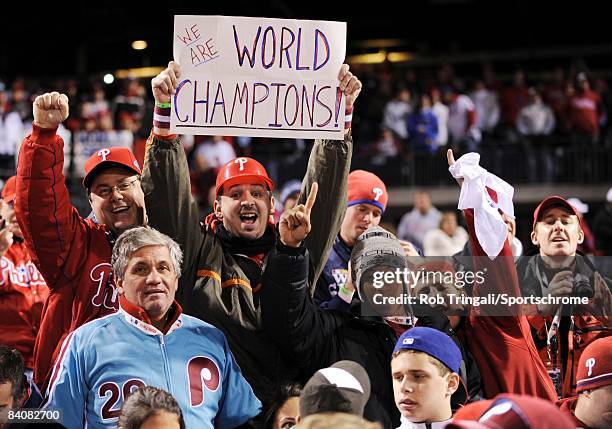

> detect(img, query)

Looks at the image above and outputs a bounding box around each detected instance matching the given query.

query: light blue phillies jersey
[43,308,261,429]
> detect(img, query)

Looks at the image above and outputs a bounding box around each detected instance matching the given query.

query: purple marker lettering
[280,27,295,69]
[174,79,191,122]
[296,28,310,71]
[197,44,209,59]
[234,25,261,68]
[205,38,217,56]
[284,84,299,126]
[230,83,250,124]
[269,83,285,127]
[261,26,277,69]
[334,87,342,127]
[316,85,333,127]
[210,83,227,124]
[301,84,315,127]
[193,80,210,123]
[191,25,200,40]
[313,29,330,71]
[251,83,270,125]
[177,27,194,44]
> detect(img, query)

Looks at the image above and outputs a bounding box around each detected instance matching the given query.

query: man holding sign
[142,16,360,408]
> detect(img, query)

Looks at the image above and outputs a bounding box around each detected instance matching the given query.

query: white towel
[448,153,514,258]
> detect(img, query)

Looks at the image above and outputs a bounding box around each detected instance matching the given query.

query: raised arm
[15,93,92,287]
[141,61,204,285]
[446,150,519,312]
[301,64,361,291]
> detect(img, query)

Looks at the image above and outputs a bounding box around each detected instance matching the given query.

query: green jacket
[141,133,352,403]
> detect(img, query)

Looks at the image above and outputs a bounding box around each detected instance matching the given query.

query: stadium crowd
[0,55,611,429]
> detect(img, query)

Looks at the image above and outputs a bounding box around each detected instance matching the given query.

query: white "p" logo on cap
[97,149,111,161]
[235,157,248,171]
[586,357,596,376]
[373,187,383,201]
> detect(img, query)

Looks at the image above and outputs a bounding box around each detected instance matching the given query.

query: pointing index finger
[447,149,456,167]
[305,182,318,214]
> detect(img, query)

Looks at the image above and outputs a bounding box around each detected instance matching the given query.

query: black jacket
[261,243,400,428]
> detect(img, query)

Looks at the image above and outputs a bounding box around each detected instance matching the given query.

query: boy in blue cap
[391,326,468,429]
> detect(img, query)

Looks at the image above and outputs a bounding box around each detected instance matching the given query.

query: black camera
[572,273,594,299]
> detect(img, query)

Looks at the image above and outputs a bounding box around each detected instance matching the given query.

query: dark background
[2,0,611,79]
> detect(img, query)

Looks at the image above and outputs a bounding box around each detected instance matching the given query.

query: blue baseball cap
[394,327,468,405]
[394,327,461,372]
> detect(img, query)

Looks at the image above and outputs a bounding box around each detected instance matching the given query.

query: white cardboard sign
[171,15,347,139]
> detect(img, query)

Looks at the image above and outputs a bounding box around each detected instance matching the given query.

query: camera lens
[350,226,408,317]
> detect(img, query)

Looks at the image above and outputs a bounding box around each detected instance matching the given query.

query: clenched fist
[33,92,69,129]
[338,64,362,109]
[152,61,181,104]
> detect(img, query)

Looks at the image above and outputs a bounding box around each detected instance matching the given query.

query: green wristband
[155,101,171,108]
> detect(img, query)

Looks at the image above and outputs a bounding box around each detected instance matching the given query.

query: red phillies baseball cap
[532,196,579,230]
[215,157,274,196]
[347,170,388,213]
[575,336,612,393]
[83,147,142,189]
[447,394,575,429]
[1,176,16,202]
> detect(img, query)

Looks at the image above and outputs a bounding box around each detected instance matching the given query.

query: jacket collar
[334,233,353,262]
[398,416,451,429]
[119,295,183,336]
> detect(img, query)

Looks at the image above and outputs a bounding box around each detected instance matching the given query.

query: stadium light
[103,74,114,84]
[131,40,148,50]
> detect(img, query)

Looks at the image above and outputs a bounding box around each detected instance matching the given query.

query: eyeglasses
[93,177,140,199]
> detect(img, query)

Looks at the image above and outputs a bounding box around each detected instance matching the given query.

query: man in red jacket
[14,92,147,391]
[0,176,49,372]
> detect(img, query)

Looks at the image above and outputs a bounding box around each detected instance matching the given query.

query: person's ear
[213,199,222,217]
[446,373,460,397]
[577,226,584,245]
[269,194,276,215]
[530,227,539,247]
[116,277,125,295]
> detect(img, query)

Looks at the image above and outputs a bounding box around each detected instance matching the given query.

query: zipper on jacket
[158,335,174,394]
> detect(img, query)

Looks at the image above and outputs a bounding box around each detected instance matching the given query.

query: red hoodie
[0,241,49,368]
[15,125,119,391]
[461,208,558,401]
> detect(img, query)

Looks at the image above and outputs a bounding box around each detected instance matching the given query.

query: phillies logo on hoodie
[0,257,46,287]
[90,263,119,310]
